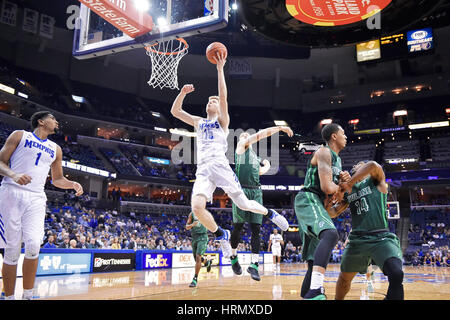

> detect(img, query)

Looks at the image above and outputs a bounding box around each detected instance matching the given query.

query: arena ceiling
[238,0,450,48]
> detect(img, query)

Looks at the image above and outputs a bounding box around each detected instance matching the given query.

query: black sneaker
[247,263,261,281]
[189,278,197,288]
[230,255,242,275]
[303,287,326,300]
[206,259,212,273]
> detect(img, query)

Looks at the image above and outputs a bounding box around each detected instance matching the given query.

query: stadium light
[321,119,332,125]
[393,110,407,117]
[134,0,150,11]
[157,17,168,27]
[231,2,238,10]
[446,108,450,114]
[349,119,359,125]
[274,120,288,126]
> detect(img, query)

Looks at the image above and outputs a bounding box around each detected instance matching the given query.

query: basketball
[206,42,228,64]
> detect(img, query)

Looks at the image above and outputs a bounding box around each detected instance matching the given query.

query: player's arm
[215,52,230,131]
[0,130,32,185]
[316,147,339,195]
[259,159,271,175]
[51,146,83,196]
[185,212,198,230]
[340,161,388,194]
[268,239,272,251]
[170,84,202,129]
[324,194,349,219]
[236,126,293,155]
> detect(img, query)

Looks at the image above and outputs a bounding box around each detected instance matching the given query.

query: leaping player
[170,51,289,258]
[0,111,83,300]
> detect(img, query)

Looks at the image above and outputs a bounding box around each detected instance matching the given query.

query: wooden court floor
[4,263,450,300]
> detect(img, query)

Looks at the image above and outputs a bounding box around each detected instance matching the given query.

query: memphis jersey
[270,233,283,248]
[196,118,228,165]
[1,131,57,193]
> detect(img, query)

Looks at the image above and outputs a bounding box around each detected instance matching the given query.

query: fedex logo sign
[144,253,172,269]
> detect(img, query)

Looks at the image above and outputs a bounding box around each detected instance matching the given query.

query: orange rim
[145,38,188,56]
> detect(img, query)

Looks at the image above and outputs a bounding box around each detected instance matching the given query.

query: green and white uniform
[190,212,208,258]
[294,146,342,261]
[340,177,403,273]
[232,148,263,225]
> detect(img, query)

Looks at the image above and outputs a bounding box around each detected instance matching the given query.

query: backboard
[387,201,400,220]
[73,0,229,59]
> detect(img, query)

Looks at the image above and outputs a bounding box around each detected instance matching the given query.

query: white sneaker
[268,209,289,231]
[215,229,232,259]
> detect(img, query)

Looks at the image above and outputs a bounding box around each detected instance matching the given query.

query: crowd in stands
[405,207,450,266]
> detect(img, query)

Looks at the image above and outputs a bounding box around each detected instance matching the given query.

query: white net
[145,38,188,90]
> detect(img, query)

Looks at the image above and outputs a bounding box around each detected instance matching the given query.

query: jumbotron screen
[356,39,381,62]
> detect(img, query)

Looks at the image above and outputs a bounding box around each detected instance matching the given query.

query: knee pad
[319,228,339,245]
[24,240,41,260]
[384,257,404,284]
[3,246,21,265]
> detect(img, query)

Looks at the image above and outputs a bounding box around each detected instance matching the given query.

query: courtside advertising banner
[37,253,91,275]
[143,252,172,269]
[172,252,196,268]
[264,253,274,264]
[203,253,220,266]
[221,253,253,265]
[93,252,135,272]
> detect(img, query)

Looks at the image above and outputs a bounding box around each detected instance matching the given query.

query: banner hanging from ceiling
[285,0,392,26]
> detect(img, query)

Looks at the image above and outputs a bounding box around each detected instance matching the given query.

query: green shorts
[232,188,263,225]
[192,234,208,258]
[294,191,336,261]
[340,232,403,274]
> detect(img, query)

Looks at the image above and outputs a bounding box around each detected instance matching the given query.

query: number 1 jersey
[1,131,57,194]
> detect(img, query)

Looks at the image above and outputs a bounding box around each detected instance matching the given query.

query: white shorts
[192,158,243,202]
[272,246,282,257]
[0,185,47,249]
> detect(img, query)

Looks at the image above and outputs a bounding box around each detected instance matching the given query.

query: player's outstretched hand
[280,126,293,137]
[215,51,227,69]
[181,84,195,95]
[339,171,351,183]
[72,182,84,196]
[13,173,32,185]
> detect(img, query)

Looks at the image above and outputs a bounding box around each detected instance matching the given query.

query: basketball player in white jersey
[0,111,83,300]
[268,228,284,270]
[170,52,289,258]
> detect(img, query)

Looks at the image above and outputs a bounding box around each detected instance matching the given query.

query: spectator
[43,235,57,248]
[156,239,166,250]
[111,237,121,249]
[59,236,71,249]
[77,236,88,249]
[87,238,98,249]
[69,239,78,249]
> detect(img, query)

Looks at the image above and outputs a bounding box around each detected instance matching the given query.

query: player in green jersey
[230,126,293,281]
[294,123,349,300]
[186,212,212,287]
[334,160,404,300]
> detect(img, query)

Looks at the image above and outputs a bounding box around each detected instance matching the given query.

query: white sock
[310,271,324,290]
[252,254,259,264]
[232,249,238,256]
[22,289,33,299]
[5,295,15,300]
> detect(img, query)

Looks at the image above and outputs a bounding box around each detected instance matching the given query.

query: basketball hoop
[145,38,188,90]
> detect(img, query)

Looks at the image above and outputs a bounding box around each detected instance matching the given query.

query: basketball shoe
[247,263,261,281]
[215,228,232,258]
[230,255,242,275]
[303,287,326,300]
[268,209,289,231]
